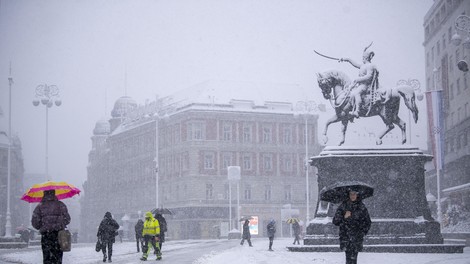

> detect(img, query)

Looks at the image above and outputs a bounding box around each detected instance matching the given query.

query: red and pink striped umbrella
[21,181,81,203]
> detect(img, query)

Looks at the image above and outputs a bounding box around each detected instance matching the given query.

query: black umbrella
[151,208,174,215]
[320,180,374,204]
[239,216,254,222]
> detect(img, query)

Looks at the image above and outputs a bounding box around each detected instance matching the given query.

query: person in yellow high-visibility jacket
[140,212,162,261]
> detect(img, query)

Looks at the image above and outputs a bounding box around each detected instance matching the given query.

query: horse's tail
[397,85,419,123]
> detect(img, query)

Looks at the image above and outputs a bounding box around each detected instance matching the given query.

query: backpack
[58,229,71,252]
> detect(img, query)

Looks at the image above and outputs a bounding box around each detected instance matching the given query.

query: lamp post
[228,166,241,232]
[451,15,470,72]
[4,66,13,237]
[32,84,61,182]
[396,79,423,144]
[295,101,325,225]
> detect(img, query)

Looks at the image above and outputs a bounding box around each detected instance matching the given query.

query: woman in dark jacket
[32,189,71,264]
[240,219,252,246]
[97,212,120,263]
[333,190,371,264]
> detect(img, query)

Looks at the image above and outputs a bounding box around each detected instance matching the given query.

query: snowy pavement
[0,238,469,264]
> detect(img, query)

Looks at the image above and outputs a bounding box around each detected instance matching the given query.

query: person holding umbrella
[333,189,371,264]
[240,219,252,247]
[154,212,167,252]
[292,220,301,245]
[31,189,71,264]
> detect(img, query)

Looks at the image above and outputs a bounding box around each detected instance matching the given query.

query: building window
[264,185,272,201]
[426,52,430,67]
[464,130,468,147]
[283,154,292,172]
[224,184,229,200]
[458,107,462,123]
[443,34,446,49]
[450,83,454,100]
[448,26,452,43]
[457,78,461,95]
[204,153,214,169]
[182,152,189,171]
[449,55,454,72]
[223,122,232,141]
[262,126,272,143]
[243,154,252,170]
[437,40,440,56]
[206,184,213,200]
[284,185,292,201]
[244,184,252,200]
[243,124,252,143]
[222,153,232,169]
[188,122,204,140]
[465,102,469,119]
[263,155,273,171]
[283,127,292,144]
[456,47,460,62]
[465,74,468,90]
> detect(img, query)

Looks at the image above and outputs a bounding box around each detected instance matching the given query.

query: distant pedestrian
[333,189,371,264]
[267,219,276,251]
[292,221,301,245]
[31,189,71,264]
[135,219,144,252]
[154,212,167,251]
[97,212,120,263]
[140,212,162,261]
[240,219,252,247]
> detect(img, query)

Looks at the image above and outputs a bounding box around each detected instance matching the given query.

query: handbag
[58,229,72,252]
[95,239,101,252]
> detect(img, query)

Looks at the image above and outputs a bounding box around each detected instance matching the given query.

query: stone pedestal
[305,145,443,246]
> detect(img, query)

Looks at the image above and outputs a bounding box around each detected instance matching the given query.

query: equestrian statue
[315,42,419,146]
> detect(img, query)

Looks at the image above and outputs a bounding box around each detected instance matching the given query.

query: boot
[103,255,107,262]
[140,257,147,261]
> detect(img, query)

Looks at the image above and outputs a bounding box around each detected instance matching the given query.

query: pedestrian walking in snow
[292,221,301,245]
[154,212,167,251]
[140,211,162,261]
[267,219,276,251]
[32,189,71,264]
[240,219,252,247]
[97,212,120,263]
[333,189,371,264]
[135,219,144,252]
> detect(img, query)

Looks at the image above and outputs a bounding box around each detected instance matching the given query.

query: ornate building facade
[0,106,27,236]
[80,90,322,242]
[423,0,470,218]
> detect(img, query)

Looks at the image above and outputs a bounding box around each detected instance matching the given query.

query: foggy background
[0,0,433,189]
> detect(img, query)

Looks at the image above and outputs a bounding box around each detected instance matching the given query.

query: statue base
[300,145,456,252]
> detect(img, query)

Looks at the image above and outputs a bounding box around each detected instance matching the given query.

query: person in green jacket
[140,212,162,261]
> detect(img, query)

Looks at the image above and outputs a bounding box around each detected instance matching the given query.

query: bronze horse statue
[316,70,418,145]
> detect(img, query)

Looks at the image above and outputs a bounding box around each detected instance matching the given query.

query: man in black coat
[240,219,252,246]
[333,190,371,264]
[97,212,120,263]
[32,189,71,264]
[154,213,167,251]
[134,219,144,252]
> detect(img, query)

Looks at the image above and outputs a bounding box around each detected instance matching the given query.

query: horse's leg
[338,119,349,146]
[322,114,341,144]
[393,115,407,144]
[377,114,395,145]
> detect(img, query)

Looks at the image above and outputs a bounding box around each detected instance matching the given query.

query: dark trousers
[41,231,63,264]
[142,235,161,259]
[136,236,143,252]
[268,236,274,249]
[240,237,252,246]
[101,240,114,260]
[345,249,358,264]
[293,234,301,245]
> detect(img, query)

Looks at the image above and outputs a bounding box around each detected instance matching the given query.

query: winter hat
[145,211,153,219]
[105,212,112,218]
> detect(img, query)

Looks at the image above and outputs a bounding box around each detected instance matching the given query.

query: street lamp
[4,65,13,237]
[396,79,423,144]
[295,101,325,225]
[32,84,62,181]
[452,15,470,72]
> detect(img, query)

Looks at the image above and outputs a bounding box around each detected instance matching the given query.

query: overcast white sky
[0,0,433,188]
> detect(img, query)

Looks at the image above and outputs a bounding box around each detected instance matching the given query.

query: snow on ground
[1,238,469,264]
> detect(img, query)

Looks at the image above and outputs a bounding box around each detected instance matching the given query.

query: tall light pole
[396,79,423,144]
[32,84,61,181]
[451,15,470,72]
[295,101,325,225]
[4,64,13,237]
